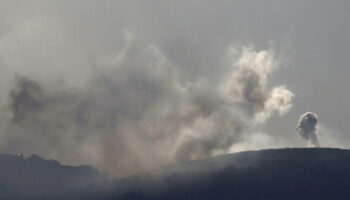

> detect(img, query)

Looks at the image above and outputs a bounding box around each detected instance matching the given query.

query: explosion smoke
[0,33,294,176]
[297,112,320,147]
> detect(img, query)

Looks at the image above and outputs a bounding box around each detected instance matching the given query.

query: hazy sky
[0,0,349,175]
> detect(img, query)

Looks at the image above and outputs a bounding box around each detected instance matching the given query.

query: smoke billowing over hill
[0,32,293,175]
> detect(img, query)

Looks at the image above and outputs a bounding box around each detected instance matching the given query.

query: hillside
[110,148,350,200]
[2,148,350,199]
[0,153,106,196]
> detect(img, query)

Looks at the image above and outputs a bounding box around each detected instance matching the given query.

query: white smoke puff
[297,112,320,147]
[219,46,293,123]
[256,86,294,122]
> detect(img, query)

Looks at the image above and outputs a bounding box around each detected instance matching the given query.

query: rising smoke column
[0,32,294,176]
[219,47,294,122]
[175,46,294,161]
[297,112,320,147]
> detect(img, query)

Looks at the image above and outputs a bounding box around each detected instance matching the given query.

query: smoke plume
[0,32,294,176]
[297,112,320,147]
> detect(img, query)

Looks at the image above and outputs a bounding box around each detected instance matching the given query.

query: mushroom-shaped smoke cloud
[297,112,320,147]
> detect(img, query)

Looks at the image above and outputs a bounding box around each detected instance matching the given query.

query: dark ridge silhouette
[0,153,107,196]
[3,148,350,199]
[108,148,350,200]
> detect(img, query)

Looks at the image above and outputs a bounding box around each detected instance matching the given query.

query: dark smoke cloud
[297,112,320,147]
[9,77,45,122]
[0,32,293,176]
